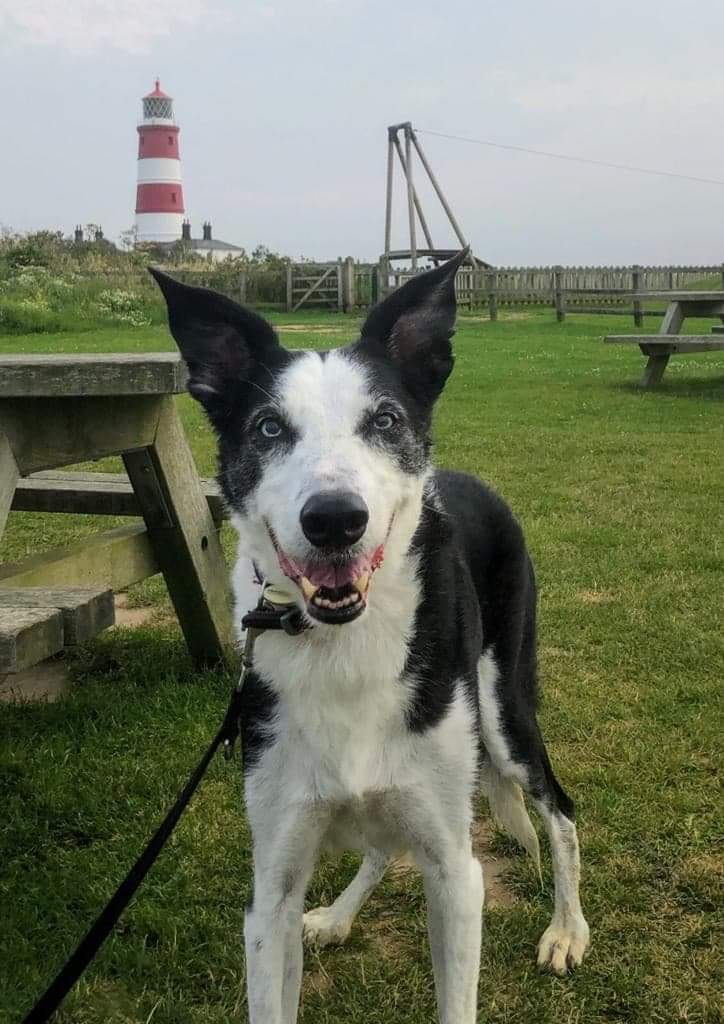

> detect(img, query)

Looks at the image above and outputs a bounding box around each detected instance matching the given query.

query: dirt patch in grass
[576,589,615,604]
[472,819,517,909]
[112,592,175,630]
[461,311,533,322]
[278,324,345,334]
[388,823,516,910]
[303,960,332,997]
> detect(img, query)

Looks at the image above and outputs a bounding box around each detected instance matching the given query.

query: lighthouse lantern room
[135,80,185,243]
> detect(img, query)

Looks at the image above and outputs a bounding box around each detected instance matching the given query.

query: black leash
[21,590,306,1024]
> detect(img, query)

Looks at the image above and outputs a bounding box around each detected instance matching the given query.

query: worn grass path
[1,310,722,1023]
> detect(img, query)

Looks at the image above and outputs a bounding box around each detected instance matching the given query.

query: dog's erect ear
[359,249,468,403]
[149,267,280,418]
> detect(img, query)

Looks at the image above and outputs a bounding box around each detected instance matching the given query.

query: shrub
[0,297,65,334]
[96,289,152,327]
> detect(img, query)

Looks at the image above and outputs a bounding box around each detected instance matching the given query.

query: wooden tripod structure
[383,122,487,271]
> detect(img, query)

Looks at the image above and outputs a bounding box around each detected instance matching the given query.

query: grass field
[1,309,722,1023]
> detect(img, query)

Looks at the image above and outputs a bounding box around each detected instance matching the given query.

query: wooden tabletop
[0,353,188,398]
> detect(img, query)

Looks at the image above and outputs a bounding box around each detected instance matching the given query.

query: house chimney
[74,225,84,244]
[94,227,104,241]
[181,219,191,241]
[203,221,212,241]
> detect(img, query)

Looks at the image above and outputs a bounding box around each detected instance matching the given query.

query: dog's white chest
[251,656,414,804]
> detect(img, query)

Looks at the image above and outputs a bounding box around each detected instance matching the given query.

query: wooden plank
[0,606,64,673]
[285,264,293,312]
[404,126,417,270]
[0,353,188,398]
[487,271,498,322]
[634,291,724,301]
[0,524,158,590]
[605,336,724,349]
[0,587,114,645]
[640,342,724,355]
[337,260,344,313]
[658,300,685,337]
[409,131,469,249]
[632,266,643,327]
[554,266,565,322]
[12,471,225,522]
[0,432,19,541]
[123,397,234,668]
[384,133,394,260]
[391,133,436,253]
[641,354,670,388]
[0,396,161,475]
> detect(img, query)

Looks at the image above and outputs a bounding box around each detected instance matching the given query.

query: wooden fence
[74,262,724,321]
[381,264,724,323]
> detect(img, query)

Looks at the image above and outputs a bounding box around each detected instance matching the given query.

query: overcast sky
[1,0,723,265]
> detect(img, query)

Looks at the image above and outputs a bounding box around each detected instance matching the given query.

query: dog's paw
[303,906,353,947]
[537,914,590,975]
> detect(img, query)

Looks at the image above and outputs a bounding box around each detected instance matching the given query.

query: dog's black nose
[300,491,369,549]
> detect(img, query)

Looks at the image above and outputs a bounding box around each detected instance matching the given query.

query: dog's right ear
[149,267,280,419]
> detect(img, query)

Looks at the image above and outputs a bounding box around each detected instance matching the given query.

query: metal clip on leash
[222,584,306,761]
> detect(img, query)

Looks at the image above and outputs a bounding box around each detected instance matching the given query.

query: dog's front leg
[244,802,325,1024]
[422,851,484,1024]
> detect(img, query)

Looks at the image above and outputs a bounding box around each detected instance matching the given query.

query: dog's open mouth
[265,524,385,625]
[299,573,372,623]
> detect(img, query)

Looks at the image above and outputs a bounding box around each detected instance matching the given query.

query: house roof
[190,238,244,252]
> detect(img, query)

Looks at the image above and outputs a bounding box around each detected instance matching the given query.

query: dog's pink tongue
[304,556,368,589]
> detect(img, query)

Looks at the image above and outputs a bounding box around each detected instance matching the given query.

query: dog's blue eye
[373,411,397,431]
[259,417,283,438]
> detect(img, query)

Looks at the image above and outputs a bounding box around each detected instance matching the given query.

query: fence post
[337,259,344,312]
[471,269,481,309]
[285,264,293,312]
[720,263,724,289]
[239,270,247,305]
[377,256,389,300]
[554,266,565,322]
[632,265,643,327]
[486,269,498,321]
[371,265,379,306]
[343,257,355,312]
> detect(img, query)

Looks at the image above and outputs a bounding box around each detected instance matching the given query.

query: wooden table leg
[641,352,670,388]
[123,397,235,668]
[0,432,20,541]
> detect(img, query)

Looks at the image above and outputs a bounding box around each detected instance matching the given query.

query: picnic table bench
[605,291,724,387]
[0,353,234,672]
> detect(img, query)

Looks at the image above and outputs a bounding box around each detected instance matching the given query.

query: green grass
[1,309,722,1023]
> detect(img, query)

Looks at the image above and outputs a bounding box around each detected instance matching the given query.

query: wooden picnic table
[605,291,724,387]
[0,354,234,669]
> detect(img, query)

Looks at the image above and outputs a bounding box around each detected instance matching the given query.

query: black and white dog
[151,253,589,1023]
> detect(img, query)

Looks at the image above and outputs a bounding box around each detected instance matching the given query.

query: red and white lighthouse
[135,80,185,243]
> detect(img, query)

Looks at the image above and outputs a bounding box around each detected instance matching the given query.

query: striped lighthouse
[135,80,185,243]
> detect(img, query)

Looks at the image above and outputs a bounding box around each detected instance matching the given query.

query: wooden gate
[286,262,344,312]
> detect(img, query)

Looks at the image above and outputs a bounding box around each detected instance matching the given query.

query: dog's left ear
[359,248,468,403]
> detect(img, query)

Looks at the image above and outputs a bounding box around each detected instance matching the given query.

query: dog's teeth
[354,572,369,594]
[350,591,360,603]
[300,576,317,600]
